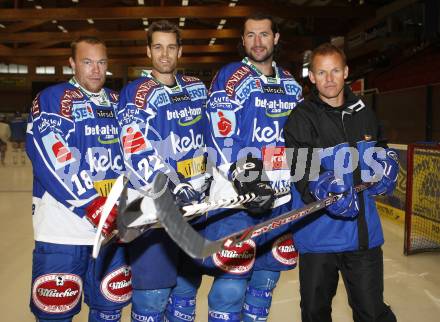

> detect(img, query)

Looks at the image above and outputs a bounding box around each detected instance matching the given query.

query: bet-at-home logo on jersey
[166,106,203,127]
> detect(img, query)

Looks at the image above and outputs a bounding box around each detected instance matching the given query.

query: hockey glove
[369,149,399,196]
[86,196,118,238]
[309,171,359,218]
[229,155,274,215]
[172,183,201,207]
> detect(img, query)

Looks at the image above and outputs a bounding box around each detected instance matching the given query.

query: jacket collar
[309,84,365,114]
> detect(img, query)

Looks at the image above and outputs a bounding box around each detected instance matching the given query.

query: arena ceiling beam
[0,55,239,66]
[0,44,239,56]
[0,29,242,42]
[0,20,49,33]
[0,5,374,21]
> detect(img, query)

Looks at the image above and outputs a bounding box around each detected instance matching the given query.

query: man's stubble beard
[246,46,275,64]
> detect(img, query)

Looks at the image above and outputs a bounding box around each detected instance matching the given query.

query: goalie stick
[115,184,290,243]
[152,172,374,259]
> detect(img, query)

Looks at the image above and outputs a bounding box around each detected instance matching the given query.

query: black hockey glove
[229,155,274,215]
[172,182,201,208]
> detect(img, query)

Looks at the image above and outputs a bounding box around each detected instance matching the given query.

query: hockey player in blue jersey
[116,20,209,322]
[170,14,303,322]
[26,37,132,322]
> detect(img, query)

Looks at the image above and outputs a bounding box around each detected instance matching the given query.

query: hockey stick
[115,184,290,243]
[153,171,374,259]
[91,174,126,259]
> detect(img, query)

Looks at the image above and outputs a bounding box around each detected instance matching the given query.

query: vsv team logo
[211,110,236,138]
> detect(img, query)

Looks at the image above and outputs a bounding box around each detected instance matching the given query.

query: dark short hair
[241,13,279,36]
[310,42,347,71]
[147,20,182,47]
[238,13,280,58]
[70,36,106,60]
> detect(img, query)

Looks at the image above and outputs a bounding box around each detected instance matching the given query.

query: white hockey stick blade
[155,180,373,259]
[92,174,126,259]
[115,184,290,243]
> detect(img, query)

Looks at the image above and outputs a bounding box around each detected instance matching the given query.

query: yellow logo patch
[177,155,206,178]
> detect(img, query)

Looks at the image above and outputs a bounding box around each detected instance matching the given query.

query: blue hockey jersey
[206,58,303,207]
[196,58,304,275]
[117,73,209,198]
[26,79,123,245]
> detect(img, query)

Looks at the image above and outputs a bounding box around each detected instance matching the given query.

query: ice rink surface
[0,151,439,321]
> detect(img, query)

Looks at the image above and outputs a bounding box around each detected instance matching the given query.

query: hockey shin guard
[165,275,200,322]
[88,309,121,322]
[165,293,196,322]
[131,288,171,322]
[208,278,247,322]
[242,270,280,321]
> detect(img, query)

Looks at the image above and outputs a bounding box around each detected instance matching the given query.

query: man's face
[309,53,348,103]
[242,19,279,64]
[69,42,107,93]
[147,32,182,75]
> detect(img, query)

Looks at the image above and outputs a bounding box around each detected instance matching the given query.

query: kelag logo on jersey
[72,102,94,121]
[170,129,204,154]
[283,80,301,96]
[211,110,236,137]
[121,123,152,155]
[42,132,75,169]
[252,119,284,143]
[86,148,124,174]
[187,84,207,100]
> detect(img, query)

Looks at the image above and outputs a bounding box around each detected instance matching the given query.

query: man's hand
[230,155,274,215]
[86,196,118,238]
[369,149,399,196]
[172,183,201,207]
[309,171,359,218]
